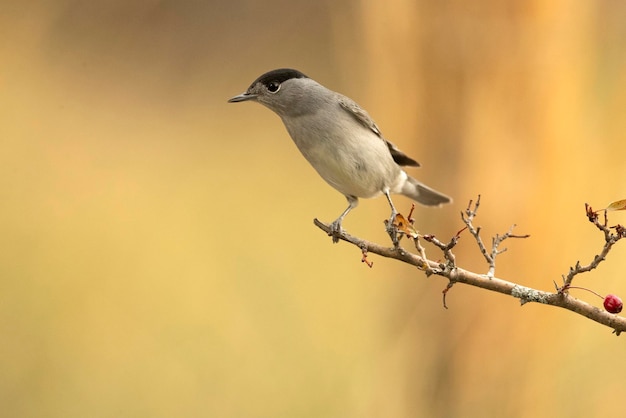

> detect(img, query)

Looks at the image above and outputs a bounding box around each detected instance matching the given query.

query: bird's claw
[329,221,343,243]
[385,212,400,246]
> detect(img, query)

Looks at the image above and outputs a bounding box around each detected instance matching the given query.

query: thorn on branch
[360,244,374,268]
[407,203,416,224]
[442,280,456,309]
[455,226,468,238]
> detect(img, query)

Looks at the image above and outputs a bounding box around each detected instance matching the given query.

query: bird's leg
[329,196,358,243]
[384,190,400,246]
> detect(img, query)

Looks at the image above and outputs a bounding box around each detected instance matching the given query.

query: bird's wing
[338,96,420,167]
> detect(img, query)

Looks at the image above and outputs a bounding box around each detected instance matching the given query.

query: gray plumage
[228,68,451,242]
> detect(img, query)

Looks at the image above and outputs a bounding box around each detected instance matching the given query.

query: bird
[228,68,451,243]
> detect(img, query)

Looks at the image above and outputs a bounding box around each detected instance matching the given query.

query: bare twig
[412,236,433,276]
[420,231,464,306]
[314,218,431,270]
[442,281,455,309]
[561,204,626,289]
[313,199,626,336]
[461,196,530,277]
[461,196,491,264]
[422,226,465,269]
[360,244,374,268]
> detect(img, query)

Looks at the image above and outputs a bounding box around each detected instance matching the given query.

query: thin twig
[360,244,374,268]
[461,196,530,277]
[561,204,626,288]
[461,196,492,267]
[312,198,626,336]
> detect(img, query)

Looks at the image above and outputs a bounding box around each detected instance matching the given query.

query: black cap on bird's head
[228,68,308,103]
[250,68,308,89]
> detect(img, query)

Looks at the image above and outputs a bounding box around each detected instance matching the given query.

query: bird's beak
[228,92,257,103]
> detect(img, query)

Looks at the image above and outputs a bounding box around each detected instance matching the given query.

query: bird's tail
[401,176,452,206]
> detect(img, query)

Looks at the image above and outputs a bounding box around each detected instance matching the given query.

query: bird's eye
[267,81,281,93]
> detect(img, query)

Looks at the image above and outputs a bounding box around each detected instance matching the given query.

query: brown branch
[313,201,626,336]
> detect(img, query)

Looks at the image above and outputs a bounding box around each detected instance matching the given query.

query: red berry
[603,294,623,314]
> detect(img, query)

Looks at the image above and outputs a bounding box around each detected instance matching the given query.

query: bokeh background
[2,1,625,417]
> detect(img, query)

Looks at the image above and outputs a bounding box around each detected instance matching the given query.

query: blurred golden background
[1,1,625,417]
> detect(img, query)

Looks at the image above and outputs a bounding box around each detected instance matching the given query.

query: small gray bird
[228,68,451,242]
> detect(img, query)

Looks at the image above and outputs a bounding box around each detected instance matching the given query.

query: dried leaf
[605,199,626,212]
[393,213,419,239]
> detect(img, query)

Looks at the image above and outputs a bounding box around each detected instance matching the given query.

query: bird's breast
[281,114,402,198]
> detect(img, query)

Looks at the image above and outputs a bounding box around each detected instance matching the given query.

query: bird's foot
[385,212,400,247]
[329,220,343,243]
